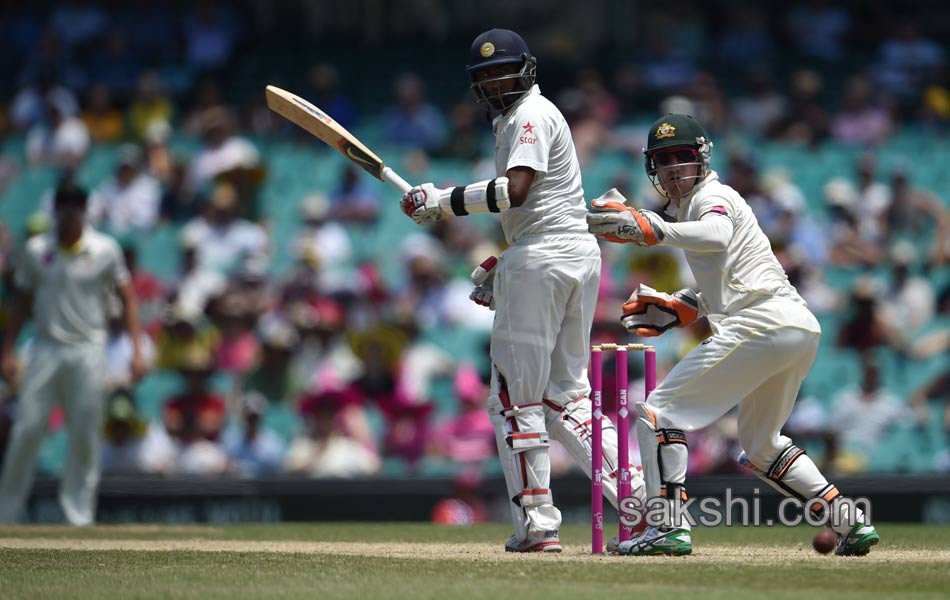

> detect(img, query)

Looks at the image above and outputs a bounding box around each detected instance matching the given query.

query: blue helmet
[466,29,537,112]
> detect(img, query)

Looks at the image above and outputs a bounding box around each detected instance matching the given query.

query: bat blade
[265,85,410,192]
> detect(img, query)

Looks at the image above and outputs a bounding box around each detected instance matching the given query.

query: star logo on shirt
[522,122,534,134]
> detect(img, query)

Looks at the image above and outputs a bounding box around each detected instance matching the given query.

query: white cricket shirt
[14,227,130,345]
[667,171,805,322]
[492,85,587,245]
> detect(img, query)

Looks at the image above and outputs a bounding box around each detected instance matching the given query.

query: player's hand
[620,284,700,336]
[469,255,498,310]
[400,183,445,226]
[0,351,17,389]
[586,189,665,246]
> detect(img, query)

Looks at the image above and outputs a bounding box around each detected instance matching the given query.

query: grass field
[1,523,949,599]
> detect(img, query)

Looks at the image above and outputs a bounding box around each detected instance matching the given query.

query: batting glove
[400,183,446,226]
[586,188,666,246]
[620,284,700,336]
[469,255,498,310]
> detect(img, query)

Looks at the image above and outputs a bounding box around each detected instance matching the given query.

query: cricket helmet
[643,113,714,200]
[467,29,537,112]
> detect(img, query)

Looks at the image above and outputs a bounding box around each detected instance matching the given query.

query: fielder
[586,113,880,556]
[400,28,645,552]
[0,182,145,525]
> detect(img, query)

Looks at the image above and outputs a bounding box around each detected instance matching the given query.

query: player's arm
[505,166,534,208]
[115,280,146,382]
[661,213,734,253]
[399,177,512,225]
[1,289,33,385]
[587,189,733,252]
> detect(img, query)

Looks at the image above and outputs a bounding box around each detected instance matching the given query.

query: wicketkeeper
[587,113,880,557]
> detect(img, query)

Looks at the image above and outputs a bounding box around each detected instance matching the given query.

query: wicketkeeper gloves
[621,284,701,336]
[585,188,666,246]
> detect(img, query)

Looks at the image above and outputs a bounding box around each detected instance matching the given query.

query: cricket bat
[265,85,412,194]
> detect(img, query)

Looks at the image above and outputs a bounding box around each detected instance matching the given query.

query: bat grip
[381,167,412,194]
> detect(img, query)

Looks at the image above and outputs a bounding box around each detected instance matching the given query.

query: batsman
[587,114,880,557]
[400,29,645,552]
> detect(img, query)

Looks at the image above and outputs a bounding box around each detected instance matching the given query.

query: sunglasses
[653,148,699,167]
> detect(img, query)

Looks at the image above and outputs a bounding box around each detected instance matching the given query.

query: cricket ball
[813,528,837,554]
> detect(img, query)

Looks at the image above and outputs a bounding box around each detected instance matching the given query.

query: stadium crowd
[0,2,948,487]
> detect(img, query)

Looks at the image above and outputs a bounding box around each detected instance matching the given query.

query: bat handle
[381,167,412,194]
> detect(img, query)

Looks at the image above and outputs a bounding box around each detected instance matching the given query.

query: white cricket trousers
[646,297,822,471]
[490,234,601,534]
[0,340,107,525]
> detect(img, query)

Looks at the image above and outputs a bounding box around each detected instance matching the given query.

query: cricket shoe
[616,526,692,556]
[606,521,649,553]
[835,523,880,556]
[504,530,562,553]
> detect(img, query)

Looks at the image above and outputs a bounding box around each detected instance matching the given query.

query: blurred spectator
[26,97,90,167]
[113,1,177,66]
[395,235,452,330]
[186,108,262,204]
[684,71,728,134]
[350,324,432,470]
[181,76,227,136]
[285,388,380,478]
[831,75,895,146]
[167,230,227,317]
[766,69,829,146]
[883,166,947,243]
[640,36,697,94]
[432,100,485,162]
[183,0,243,72]
[81,84,125,143]
[716,6,772,64]
[429,365,494,467]
[920,71,950,133]
[874,19,946,104]
[154,303,221,371]
[127,71,173,143]
[88,29,141,94]
[836,277,900,356]
[307,63,356,131]
[101,389,174,476]
[11,74,79,132]
[784,252,841,316]
[179,181,269,275]
[731,67,788,136]
[824,156,890,267]
[209,292,259,374]
[88,144,162,233]
[430,470,489,525]
[163,347,229,475]
[163,347,226,441]
[244,317,302,404]
[49,0,109,52]
[329,165,381,225]
[830,358,904,474]
[909,364,950,472]
[879,241,936,338]
[287,297,364,397]
[381,74,447,151]
[292,194,354,290]
[222,392,285,477]
[785,0,853,61]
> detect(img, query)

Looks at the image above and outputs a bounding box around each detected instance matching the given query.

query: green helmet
[643,113,714,200]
